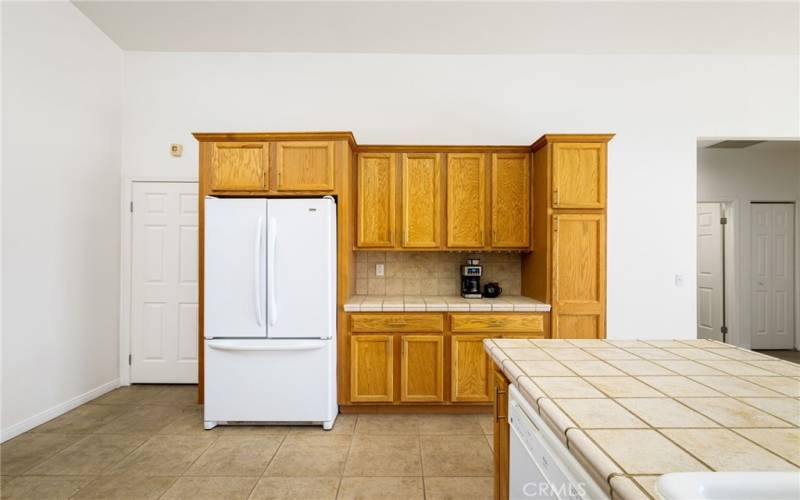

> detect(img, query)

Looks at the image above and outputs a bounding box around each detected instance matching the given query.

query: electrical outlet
[674,274,684,287]
[375,264,384,277]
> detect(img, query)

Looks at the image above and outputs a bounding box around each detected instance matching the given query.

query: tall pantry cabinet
[523,135,612,339]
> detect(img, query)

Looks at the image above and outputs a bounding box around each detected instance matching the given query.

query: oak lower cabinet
[400,335,444,402]
[451,335,493,402]
[350,335,394,402]
[493,365,510,500]
[551,214,605,339]
[209,142,269,191]
[345,312,546,408]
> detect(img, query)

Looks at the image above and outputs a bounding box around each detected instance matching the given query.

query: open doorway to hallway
[697,139,800,355]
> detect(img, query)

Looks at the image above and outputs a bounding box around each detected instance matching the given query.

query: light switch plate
[674,274,684,287]
[376,264,384,277]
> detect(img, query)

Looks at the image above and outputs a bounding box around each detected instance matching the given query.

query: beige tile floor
[0,385,494,499]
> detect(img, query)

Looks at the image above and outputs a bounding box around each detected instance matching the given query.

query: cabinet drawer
[450,314,543,333]
[350,313,444,333]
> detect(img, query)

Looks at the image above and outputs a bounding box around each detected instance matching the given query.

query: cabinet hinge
[128,354,132,365]
[720,217,727,225]
[130,202,133,213]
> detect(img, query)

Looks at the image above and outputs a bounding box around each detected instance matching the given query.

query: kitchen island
[485,338,800,499]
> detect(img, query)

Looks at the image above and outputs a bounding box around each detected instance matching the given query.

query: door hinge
[720,217,727,225]
[721,326,728,334]
[128,354,132,365]
[130,202,133,213]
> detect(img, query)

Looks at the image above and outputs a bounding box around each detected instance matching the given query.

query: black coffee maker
[460,259,483,299]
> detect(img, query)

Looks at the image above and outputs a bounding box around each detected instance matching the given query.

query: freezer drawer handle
[268,216,278,327]
[208,341,326,352]
[254,216,264,327]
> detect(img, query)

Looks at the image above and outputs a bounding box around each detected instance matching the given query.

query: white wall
[123,52,800,340]
[698,146,800,349]
[1,1,123,440]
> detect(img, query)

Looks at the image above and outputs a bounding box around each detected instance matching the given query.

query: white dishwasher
[509,385,609,500]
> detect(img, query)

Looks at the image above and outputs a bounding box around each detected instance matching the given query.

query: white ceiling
[72,1,800,54]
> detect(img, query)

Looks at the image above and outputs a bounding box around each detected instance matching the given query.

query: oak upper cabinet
[275,141,335,191]
[446,153,486,248]
[350,335,394,402]
[491,153,530,248]
[400,335,444,402]
[552,142,606,209]
[209,142,268,191]
[401,154,442,248]
[357,153,396,248]
[551,213,605,339]
[451,335,492,402]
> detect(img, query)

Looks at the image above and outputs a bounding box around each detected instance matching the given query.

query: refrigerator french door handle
[268,216,278,327]
[207,340,326,352]
[254,216,264,327]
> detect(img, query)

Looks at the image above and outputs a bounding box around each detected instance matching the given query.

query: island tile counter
[344,295,551,312]
[484,338,800,499]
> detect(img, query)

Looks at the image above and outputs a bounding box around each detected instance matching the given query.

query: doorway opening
[697,139,800,355]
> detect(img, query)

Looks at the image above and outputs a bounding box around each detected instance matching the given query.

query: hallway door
[751,203,795,350]
[130,181,199,382]
[697,203,724,341]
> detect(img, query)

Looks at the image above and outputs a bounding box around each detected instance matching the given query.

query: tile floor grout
[2,390,494,499]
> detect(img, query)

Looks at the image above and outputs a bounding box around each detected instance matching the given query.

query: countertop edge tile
[609,476,651,500]
[566,428,621,496]
[538,398,577,445]
[344,295,551,312]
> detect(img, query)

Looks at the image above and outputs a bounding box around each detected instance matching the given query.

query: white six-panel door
[697,203,724,341]
[131,182,199,383]
[751,203,795,350]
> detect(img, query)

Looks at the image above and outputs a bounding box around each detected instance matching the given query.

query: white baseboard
[1,378,120,443]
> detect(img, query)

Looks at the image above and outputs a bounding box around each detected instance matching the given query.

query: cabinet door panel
[552,143,606,209]
[402,154,441,248]
[350,335,394,402]
[491,153,530,248]
[451,335,492,402]
[401,335,444,402]
[552,214,605,339]
[275,141,335,191]
[493,367,510,500]
[446,153,485,248]
[210,142,268,191]
[357,153,396,248]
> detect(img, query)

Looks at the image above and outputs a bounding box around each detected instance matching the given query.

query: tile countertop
[484,338,800,500]
[344,295,551,312]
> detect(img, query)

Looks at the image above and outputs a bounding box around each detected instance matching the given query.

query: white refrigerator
[203,196,337,430]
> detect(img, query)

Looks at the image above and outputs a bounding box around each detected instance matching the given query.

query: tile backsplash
[355,252,522,296]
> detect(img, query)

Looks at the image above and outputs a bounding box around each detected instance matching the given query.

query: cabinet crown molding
[192,131,615,154]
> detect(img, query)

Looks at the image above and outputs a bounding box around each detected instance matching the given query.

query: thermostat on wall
[170,144,183,157]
